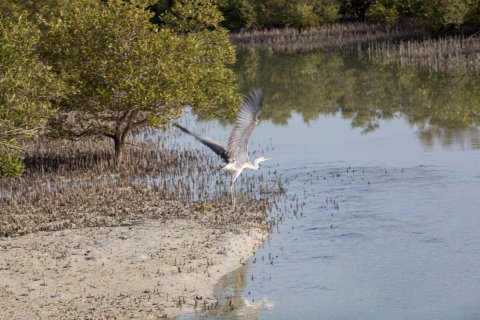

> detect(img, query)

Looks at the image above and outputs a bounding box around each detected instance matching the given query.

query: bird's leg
[231,170,241,209]
[231,181,236,208]
[233,182,236,208]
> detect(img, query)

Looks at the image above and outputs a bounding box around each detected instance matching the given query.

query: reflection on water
[182,50,480,319]
[233,49,480,149]
[417,126,480,150]
[192,264,275,320]
[181,113,480,320]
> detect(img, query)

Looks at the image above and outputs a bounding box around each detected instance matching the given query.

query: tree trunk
[112,109,138,166]
[113,135,124,166]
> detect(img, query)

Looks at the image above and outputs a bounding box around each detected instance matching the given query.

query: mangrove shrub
[41,0,238,162]
[218,0,339,30]
[367,0,479,31]
[0,3,64,177]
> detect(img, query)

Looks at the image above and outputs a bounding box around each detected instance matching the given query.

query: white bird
[174,91,271,207]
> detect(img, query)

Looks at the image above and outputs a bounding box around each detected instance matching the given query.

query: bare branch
[131,118,149,129]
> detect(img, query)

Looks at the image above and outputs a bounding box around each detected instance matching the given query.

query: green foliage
[234,50,480,140]
[465,0,480,27]
[254,0,287,28]
[0,2,63,177]
[8,0,99,23]
[218,0,256,31]
[286,2,321,28]
[158,0,225,32]
[218,0,339,30]
[313,0,341,23]
[0,155,24,177]
[366,1,399,24]
[147,0,174,24]
[41,0,238,161]
[339,0,375,20]
[366,0,478,31]
[412,0,470,31]
[191,0,480,32]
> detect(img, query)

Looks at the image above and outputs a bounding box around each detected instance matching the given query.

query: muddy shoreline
[0,187,270,319]
[0,217,267,319]
[0,139,274,319]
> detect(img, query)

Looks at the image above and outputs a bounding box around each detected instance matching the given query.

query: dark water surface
[182,50,480,319]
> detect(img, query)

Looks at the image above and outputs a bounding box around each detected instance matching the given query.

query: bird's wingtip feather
[173,123,190,134]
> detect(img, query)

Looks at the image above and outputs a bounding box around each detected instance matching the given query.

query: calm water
[182,50,480,319]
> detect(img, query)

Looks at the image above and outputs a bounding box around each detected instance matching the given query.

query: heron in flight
[174,91,271,207]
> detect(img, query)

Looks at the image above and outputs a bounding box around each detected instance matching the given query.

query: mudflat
[0,184,269,319]
[0,142,271,319]
[0,216,267,319]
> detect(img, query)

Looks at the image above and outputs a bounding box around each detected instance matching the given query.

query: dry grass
[0,130,282,237]
[231,22,425,52]
[367,35,480,75]
[231,22,480,75]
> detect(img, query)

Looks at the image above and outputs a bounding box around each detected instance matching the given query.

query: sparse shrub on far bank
[217,0,339,31]
[231,22,480,75]
[367,35,480,75]
[218,0,257,31]
[230,22,425,52]
[217,0,480,33]
[366,0,480,33]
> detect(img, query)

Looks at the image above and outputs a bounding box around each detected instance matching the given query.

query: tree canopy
[0,3,64,176]
[217,0,480,32]
[366,0,480,31]
[41,0,238,162]
[218,0,340,31]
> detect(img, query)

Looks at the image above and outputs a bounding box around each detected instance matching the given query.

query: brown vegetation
[0,129,279,237]
[366,35,480,75]
[0,127,283,319]
[230,22,425,52]
[231,22,480,75]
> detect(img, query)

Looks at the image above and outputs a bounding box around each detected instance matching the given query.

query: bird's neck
[249,158,265,170]
[245,161,259,170]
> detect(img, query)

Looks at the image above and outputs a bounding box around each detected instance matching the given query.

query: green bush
[366,0,478,32]
[415,0,471,31]
[465,0,480,27]
[219,0,340,30]
[339,0,375,20]
[286,3,320,28]
[218,0,256,31]
[367,1,399,24]
[0,154,24,177]
[314,0,340,24]
[0,2,63,178]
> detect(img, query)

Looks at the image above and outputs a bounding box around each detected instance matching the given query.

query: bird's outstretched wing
[227,91,263,163]
[174,123,229,163]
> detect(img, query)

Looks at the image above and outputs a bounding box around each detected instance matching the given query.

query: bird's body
[174,91,270,207]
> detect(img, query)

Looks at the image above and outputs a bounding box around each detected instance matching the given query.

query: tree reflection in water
[231,49,480,149]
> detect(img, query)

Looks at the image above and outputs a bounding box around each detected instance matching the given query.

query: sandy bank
[0,217,267,319]
[0,141,273,318]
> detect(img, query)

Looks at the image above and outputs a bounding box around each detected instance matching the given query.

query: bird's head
[253,156,271,168]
